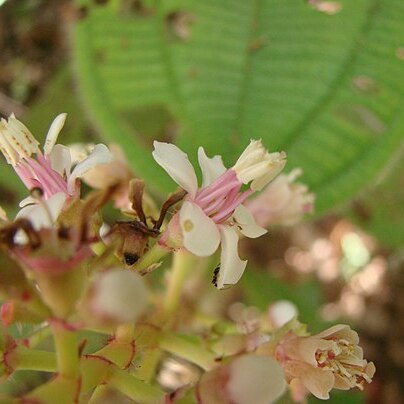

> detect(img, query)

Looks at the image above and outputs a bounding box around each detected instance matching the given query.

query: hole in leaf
[119,0,155,18]
[166,11,195,41]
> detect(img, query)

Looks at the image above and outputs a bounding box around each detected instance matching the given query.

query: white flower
[152,140,285,289]
[0,114,113,228]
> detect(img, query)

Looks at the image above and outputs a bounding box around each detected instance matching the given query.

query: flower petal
[197,147,226,187]
[16,192,66,229]
[152,141,198,197]
[299,366,334,400]
[0,205,7,222]
[233,205,267,238]
[216,225,247,289]
[68,144,113,193]
[316,324,359,345]
[19,196,36,208]
[49,144,72,177]
[179,201,220,256]
[43,113,67,155]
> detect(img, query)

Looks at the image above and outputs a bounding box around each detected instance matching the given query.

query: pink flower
[275,324,375,399]
[0,114,112,228]
[153,140,286,288]
[246,168,314,227]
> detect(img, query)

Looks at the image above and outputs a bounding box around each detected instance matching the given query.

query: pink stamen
[211,189,253,223]
[30,157,68,194]
[203,186,241,217]
[195,170,238,200]
[14,164,39,190]
[195,179,240,208]
[202,195,228,216]
[18,157,68,198]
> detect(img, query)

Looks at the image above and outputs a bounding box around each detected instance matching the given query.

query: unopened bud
[198,354,286,404]
[90,269,149,324]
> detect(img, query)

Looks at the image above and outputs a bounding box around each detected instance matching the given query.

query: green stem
[51,322,79,379]
[159,333,216,371]
[135,243,169,272]
[115,323,135,344]
[162,250,195,319]
[109,367,165,403]
[10,346,56,372]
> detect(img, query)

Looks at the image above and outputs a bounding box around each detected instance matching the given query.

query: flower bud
[197,354,286,404]
[87,269,149,325]
[268,300,298,328]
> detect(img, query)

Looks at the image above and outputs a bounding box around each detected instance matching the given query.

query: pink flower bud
[88,269,149,324]
[197,354,286,404]
[246,169,315,227]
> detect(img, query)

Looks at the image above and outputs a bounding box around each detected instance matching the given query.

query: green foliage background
[72,0,404,215]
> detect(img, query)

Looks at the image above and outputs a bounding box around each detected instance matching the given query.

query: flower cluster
[0,114,374,403]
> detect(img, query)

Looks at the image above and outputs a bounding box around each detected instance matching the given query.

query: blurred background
[0,0,403,402]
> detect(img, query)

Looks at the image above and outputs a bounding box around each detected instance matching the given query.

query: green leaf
[72,0,404,212]
[349,147,404,249]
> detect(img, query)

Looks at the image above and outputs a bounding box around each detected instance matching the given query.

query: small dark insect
[212,263,220,287]
[110,179,186,267]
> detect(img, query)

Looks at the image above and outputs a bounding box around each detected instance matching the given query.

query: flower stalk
[51,320,80,379]
[162,250,195,319]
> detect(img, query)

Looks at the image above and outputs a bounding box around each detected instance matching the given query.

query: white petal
[44,113,67,155]
[152,141,198,197]
[179,201,220,256]
[16,192,66,229]
[197,147,226,187]
[0,205,7,222]
[49,144,72,177]
[68,144,113,193]
[233,205,267,238]
[19,196,36,208]
[216,226,247,289]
